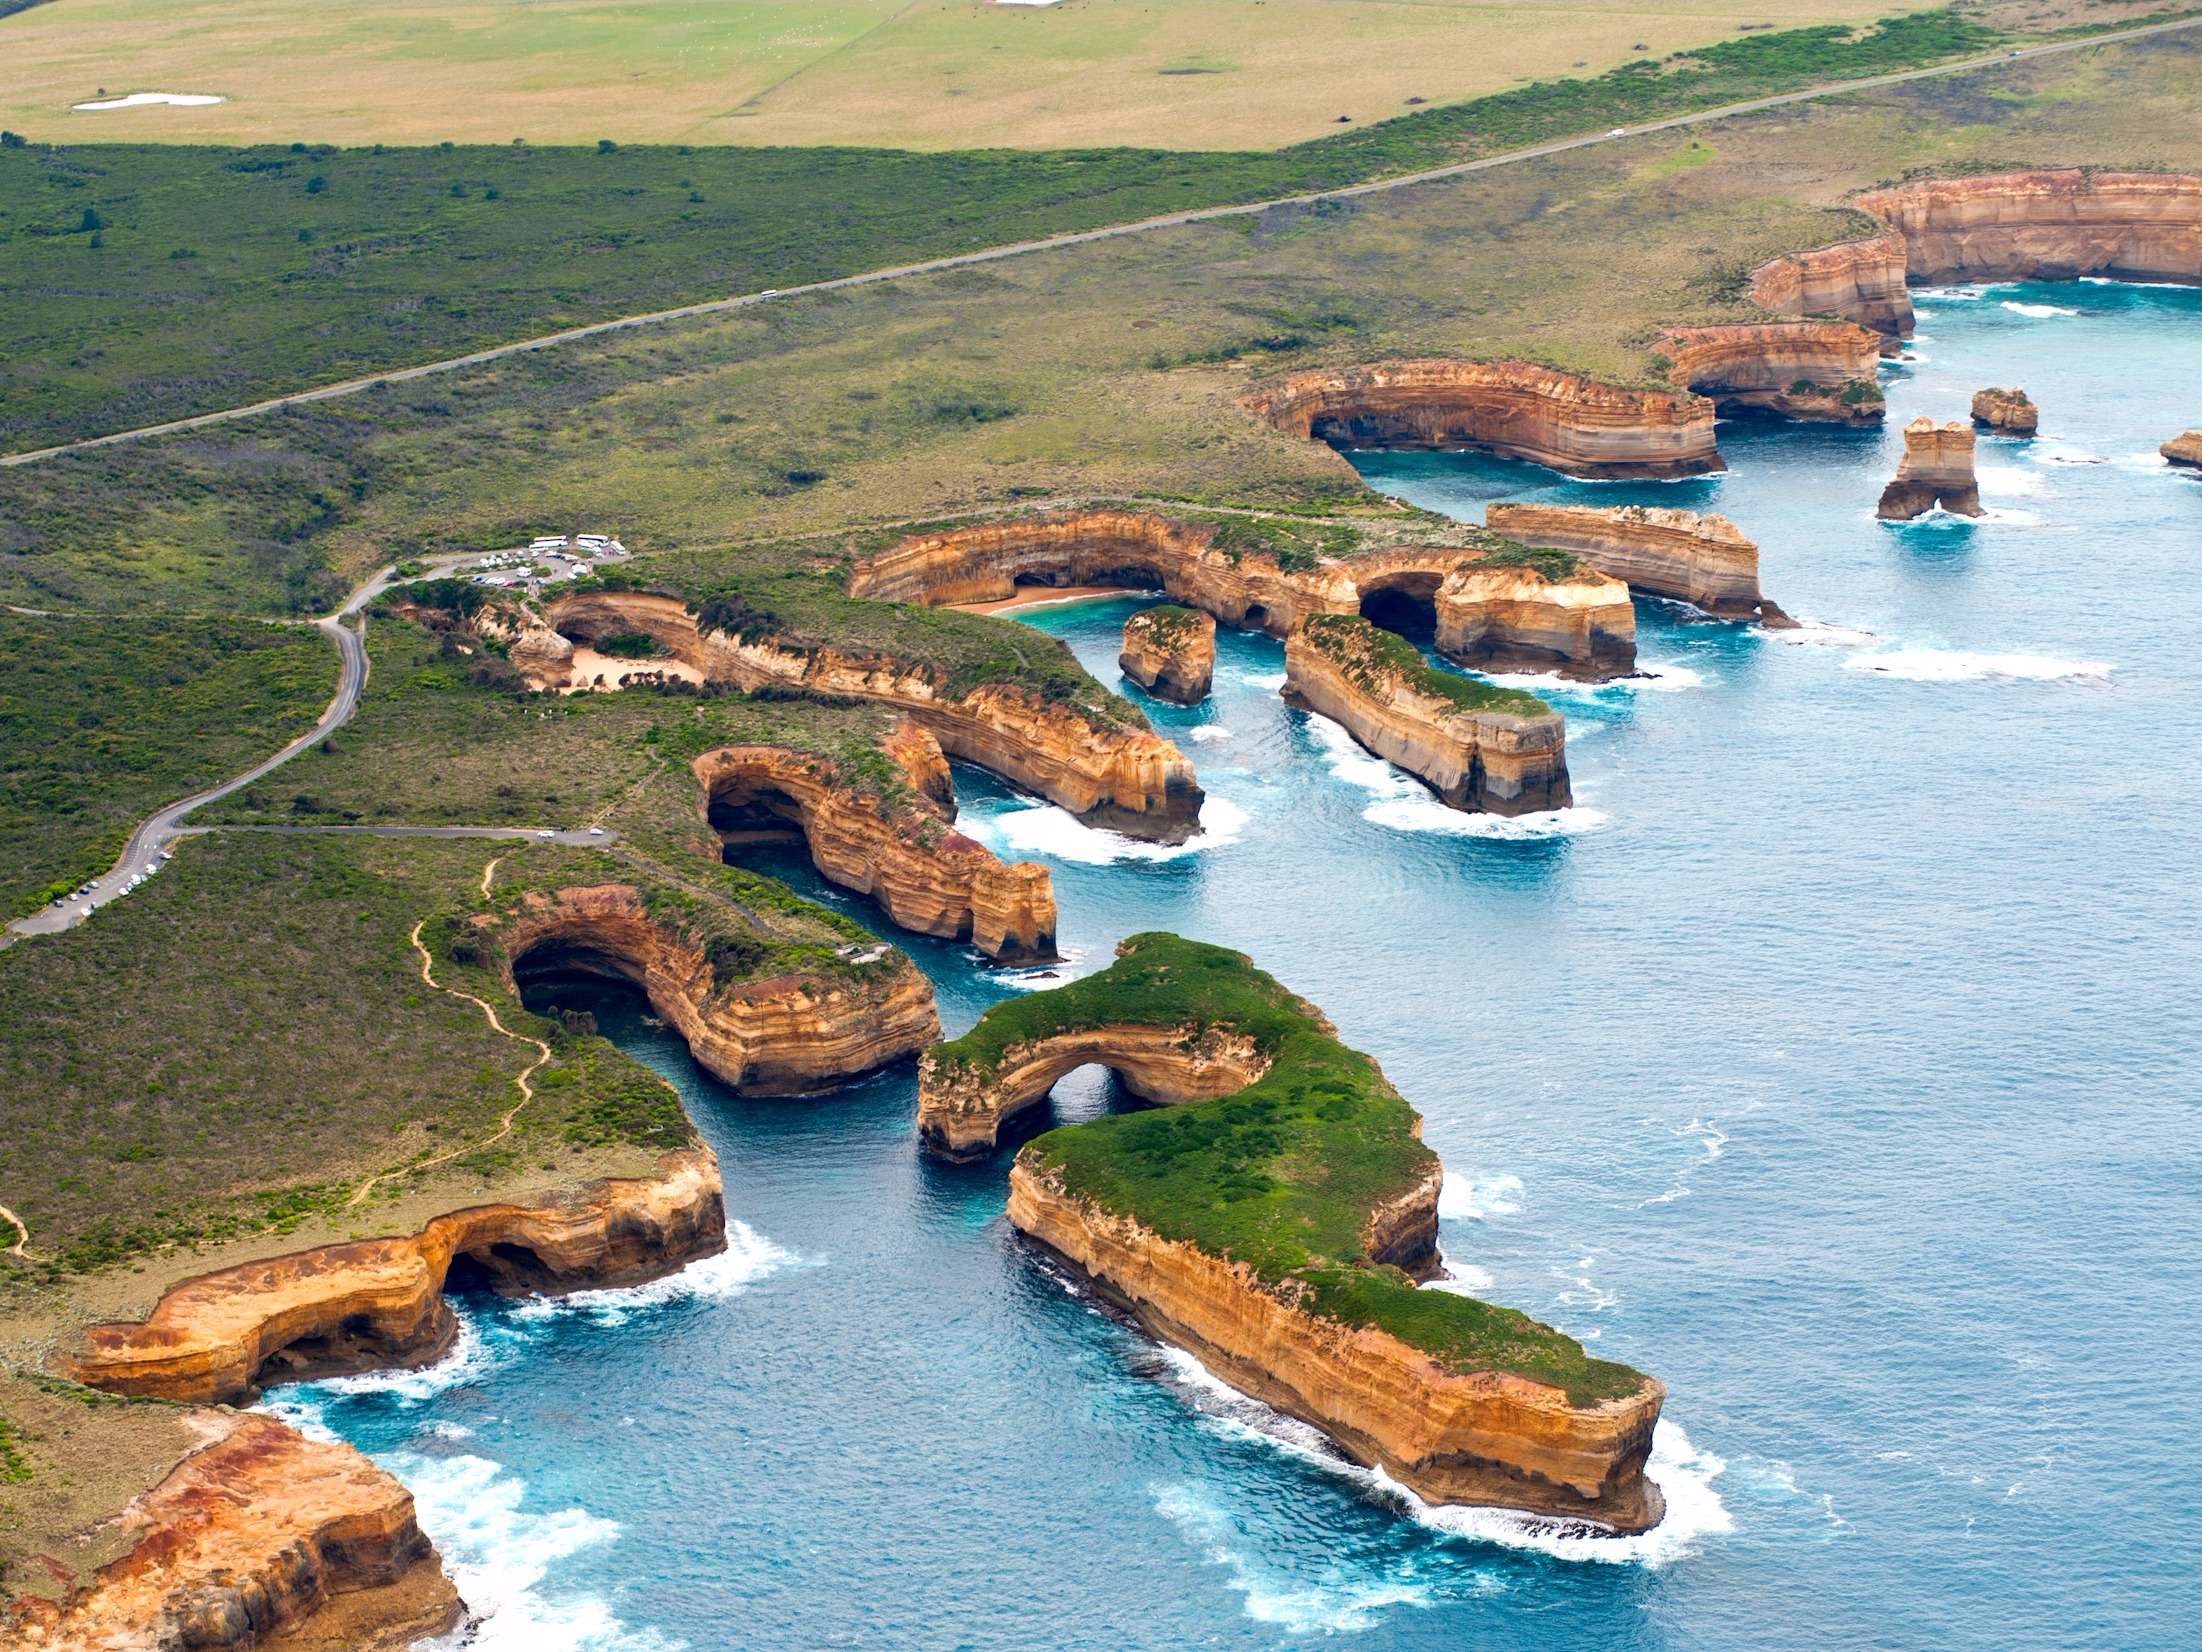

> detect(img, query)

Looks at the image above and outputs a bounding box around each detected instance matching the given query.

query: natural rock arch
[1354,566,1445,641]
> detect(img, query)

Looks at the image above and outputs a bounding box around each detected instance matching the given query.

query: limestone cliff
[1421,556,1636,680]
[695,737,1056,963]
[535,590,1205,842]
[918,1021,1269,1158]
[1855,170,2202,287]
[1971,387,2038,435]
[1119,606,1216,704]
[1010,1161,1663,1529]
[2160,430,2202,469]
[67,1149,725,1403]
[492,880,939,1092]
[11,1413,459,1652]
[1746,229,1915,340]
[1247,360,1723,479]
[1283,615,1570,815]
[1483,501,1779,624]
[1878,418,1983,520]
[1658,322,1885,424]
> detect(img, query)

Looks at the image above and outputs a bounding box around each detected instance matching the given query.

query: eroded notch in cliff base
[1356,571,1442,644]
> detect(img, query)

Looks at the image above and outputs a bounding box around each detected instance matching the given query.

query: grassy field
[11,27,2194,620]
[0,611,335,916]
[0,0,1941,152]
[0,7,2047,451]
[943,932,1647,1403]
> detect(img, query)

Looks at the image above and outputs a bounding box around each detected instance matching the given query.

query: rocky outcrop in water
[1747,229,1916,341]
[11,1413,459,1652]
[695,738,1056,963]
[1854,170,2202,287]
[1483,502,1783,623]
[2160,430,2202,469]
[1283,615,1570,815]
[536,590,1205,842]
[1418,555,1636,680]
[494,880,940,1091]
[1658,322,1886,424]
[66,1149,726,1403]
[1878,418,1983,520]
[1972,387,2038,435]
[1119,606,1215,704]
[1247,360,1723,479]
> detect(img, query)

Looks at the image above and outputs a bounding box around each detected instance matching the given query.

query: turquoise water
[271,282,2202,1650]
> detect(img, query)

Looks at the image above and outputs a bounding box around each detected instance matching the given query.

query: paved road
[4,17,2194,472]
[0,549,588,948]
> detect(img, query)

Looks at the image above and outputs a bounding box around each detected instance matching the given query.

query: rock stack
[1971,387,2038,435]
[1118,605,1215,704]
[2161,430,2202,470]
[1877,418,1983,520]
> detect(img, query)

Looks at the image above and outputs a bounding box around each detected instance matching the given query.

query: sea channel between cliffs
[265,279,2202,1650]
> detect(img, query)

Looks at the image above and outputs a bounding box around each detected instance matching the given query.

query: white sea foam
[1765,619,1876,648]
[1917,285,1986,301]
[2000,300,2078,318]
[428,1420,475,1442]
[1439,1170,1524,1221]
[2033,442,2104,466]
[1477,661,1706,694]
[1844,649,2114,683]
[1429,1261,1495,1292]
[992,948,1092,992]
[1238,669,1288,691]
[1975,463,2044,496]
[1307,717,1607,840]
[1189,724,1234,743]
[956,794,1248,865]
[399,1453,680,1652]
[300,1312,499,1404]
[506,1220,794,1328]
[73,91,225,110]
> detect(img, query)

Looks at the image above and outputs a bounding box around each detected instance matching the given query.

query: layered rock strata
[534,590,1204,842]
[1283,614,1570,815]
[494,881,940,1091]
[1416,556,1635,679]
[1247,360,1723,479]
[695,738,1056,963]
[1854,170,2202,287]
[1878,418,1983,520]
[1658,322,1886,423]
[1746,229,1916,340]
[1483,502,1782,623]
[67,1149,727,1403]
[2159,430,2202,469]
[1118,605,1216,704]
[1972,387,2039,435]
[948,933,1666,1529]
[12,1413,459,1652]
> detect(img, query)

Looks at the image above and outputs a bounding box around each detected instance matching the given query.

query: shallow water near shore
[271,282,2202,1649]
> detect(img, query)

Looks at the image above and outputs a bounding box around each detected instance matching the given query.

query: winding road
[2,17,2194,472]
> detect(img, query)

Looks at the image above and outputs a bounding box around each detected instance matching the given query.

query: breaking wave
[956,795,1249,865]
[1844,649,2114,683]
[1306,717,1607,840]
[1439,1170,1524,1221]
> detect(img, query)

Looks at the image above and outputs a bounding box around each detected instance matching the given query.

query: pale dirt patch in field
[560,645,707,692]
[0,0,1932,150]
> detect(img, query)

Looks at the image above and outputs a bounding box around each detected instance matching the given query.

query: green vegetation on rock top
[962,934,1645,1404]
[1299,613,1554,720]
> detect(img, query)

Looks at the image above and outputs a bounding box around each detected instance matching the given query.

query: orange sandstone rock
[1118,606,1215,705]
[694,739,1056,963]
[2158,430,2202,469]
[1855,170,2202,287]
[11,1413,459,1652]
[1971,387,2038,435]
[1746,229,1916,340]
[1658,322,1885,424]
[64,1149,726,1404]
[1878,418,1983,521]
[1484,502,1775,622]
[1247,360,1723,479]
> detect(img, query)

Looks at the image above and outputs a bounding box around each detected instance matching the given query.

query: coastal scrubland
[0,611,334,915]
[10,26,2197,620]
[944,933,1646,1403]
[0,0,1946,151]
[0,6,2110,451]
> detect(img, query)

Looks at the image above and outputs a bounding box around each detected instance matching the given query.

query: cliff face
[1878,418,1983,520]
[1119,607,1216,704]
[1658,322,1885,423]
[13,1413,459,1652]
[1746,230,1915,339]
[1483,502,1773,621]
[1283,617,1570,815]
[67,1149,726,1404]
[2163,430,2202,469]
[535,591,1205,842]
[1008,1162,1664,1528]
[918,1022,1269,1158]
[1247,360,1723,479]
[848,510,1358,637]
[1425,561,1636,681]
[1971,387,2038,435]
[1855,170,2202,286]
[495,882,940,1092]
[694,739,1057,963]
